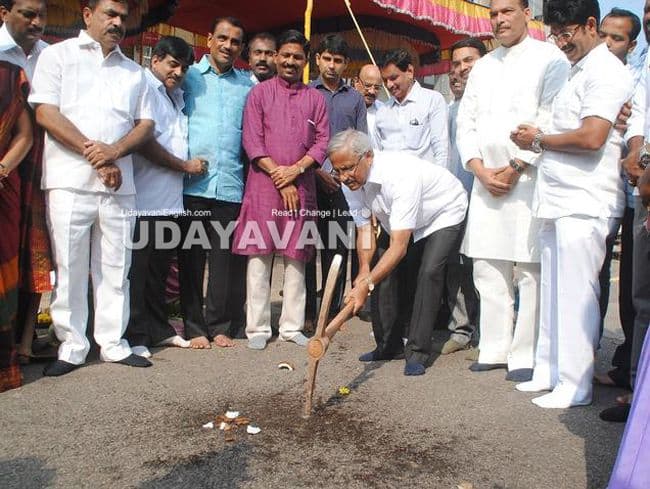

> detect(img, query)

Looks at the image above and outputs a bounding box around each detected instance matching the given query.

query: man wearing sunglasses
[330,129,467,376]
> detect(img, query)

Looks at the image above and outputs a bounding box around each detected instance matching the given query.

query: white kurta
[456,35,570,263]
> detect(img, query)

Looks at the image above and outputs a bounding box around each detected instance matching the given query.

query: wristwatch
[509,158,525,174]
[531,131,545,154]
[639,144,650,170]
[297,165,305,174]
[364,276,375,296]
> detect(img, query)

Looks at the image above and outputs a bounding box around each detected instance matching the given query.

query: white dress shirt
[348,151,467,242]
[367,99,383,149]
[29,31,154,195]
[0,23,47,81]
[374,81,449,166]
[447,99,474,194]
[535,43,634,220]
[132,69,188,215]
[625,48,649,143]
[456,35,570,262]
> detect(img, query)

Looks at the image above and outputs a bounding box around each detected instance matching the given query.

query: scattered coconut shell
[225,410,239,419]
[234,416,250,426]
[247,425,261,435]
[215,415,228,424]
[224,431,236,442]
[457,483,474,489]
[277,361,295,371]
[202,421,214,429]
[218,422,227,430]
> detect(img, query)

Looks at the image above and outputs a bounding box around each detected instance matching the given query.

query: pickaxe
[303,254,356,418]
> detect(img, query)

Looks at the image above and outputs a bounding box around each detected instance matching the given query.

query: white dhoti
[528,216,611,407]
[246,254,305,340]
[473,259,540,370]
[46,189,135,365]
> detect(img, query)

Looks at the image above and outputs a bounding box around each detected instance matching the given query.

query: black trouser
[599,218,620,338]
[631,198,650,387]
[371,223,463,364]
[125,216,177,347]
[306,187,352,319]
[178,196,245,340]
[611,206,636,372]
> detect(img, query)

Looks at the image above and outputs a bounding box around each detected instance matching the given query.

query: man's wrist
[531,131,544,153]
[509,158,526,174]
[363,275,375,296]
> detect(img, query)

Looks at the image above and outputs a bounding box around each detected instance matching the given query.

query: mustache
[108,27,124,35]
[255,61,269,67]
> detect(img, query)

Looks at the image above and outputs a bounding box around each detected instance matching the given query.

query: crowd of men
[1,0,650,433]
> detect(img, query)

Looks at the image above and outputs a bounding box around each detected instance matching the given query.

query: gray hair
[327,129,372,159]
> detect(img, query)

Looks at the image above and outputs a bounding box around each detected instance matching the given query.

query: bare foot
[213,334,235,348]
[617,393,633,405]
[189,336,211,349]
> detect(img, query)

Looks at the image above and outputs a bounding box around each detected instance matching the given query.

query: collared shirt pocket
[404,117,427,150]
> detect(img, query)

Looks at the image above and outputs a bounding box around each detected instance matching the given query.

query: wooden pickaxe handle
[307,302,355,360]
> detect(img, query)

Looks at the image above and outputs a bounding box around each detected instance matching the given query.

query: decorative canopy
[45,0,546,76]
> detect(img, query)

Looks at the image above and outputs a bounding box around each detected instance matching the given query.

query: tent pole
[303,0,314,83]
[343,0,389,98]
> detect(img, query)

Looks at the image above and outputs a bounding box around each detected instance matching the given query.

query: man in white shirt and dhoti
[29,0,155,376]
[512,0,633,408]
[456,0,570,382]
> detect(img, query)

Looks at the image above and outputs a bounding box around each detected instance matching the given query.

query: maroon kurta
[233,76,329,262]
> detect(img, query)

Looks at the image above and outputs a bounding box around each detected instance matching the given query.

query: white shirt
[456,35,570,262]
[249,71,259,85]
[625,48,649,143]
[367,99,383,149]
[29,31,154,195]
[447,99,474,194]
[132,69,188,214]
[0,23,48,81]
[374,81,449,166]
[348,151,467,242]
[535,43,634,220]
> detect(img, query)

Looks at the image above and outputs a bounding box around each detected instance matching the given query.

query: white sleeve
[28,45,61,107]
[514,54,570,166]
[373,107,385,151]
[134,71,155,122]
[429,91,449,166]
[625,70,646,142]
[581,66,634,125]
[388,177,421,231]
[456,65,482,170]
[342,186,371,227]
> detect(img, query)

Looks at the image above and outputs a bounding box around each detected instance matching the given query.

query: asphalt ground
[0,261,628,489]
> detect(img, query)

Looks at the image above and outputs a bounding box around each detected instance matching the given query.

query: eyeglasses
[330,153,365,179]
[547,25,581,45]
[358,78,382,92]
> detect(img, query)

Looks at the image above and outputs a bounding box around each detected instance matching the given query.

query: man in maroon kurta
[233,30,329,350]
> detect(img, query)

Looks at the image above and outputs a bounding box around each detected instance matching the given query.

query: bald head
[354,64,383,107]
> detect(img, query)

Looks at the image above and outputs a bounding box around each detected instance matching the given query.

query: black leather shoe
[599,404,630,423]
